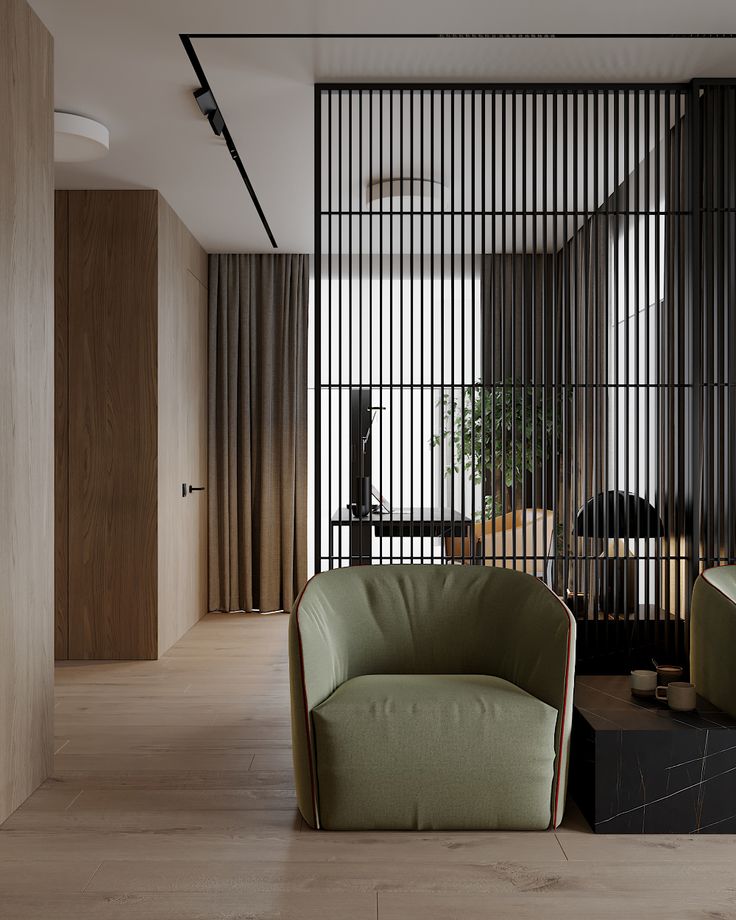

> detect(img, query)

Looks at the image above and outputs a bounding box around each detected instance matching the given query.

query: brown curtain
[208,254,309,613]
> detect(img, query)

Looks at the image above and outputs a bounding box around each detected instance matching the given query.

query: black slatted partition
[313,82,736,669]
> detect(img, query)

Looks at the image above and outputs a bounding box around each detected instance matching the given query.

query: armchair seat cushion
[312,673,558,830]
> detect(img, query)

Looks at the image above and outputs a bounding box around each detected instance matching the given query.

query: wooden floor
[2,614,736,919]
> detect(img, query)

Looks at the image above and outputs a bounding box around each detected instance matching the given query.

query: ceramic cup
[655,681,697,712]
[656,664,684,686]
[630,669,657,698]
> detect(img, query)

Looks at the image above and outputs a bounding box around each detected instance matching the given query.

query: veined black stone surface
[570,675,736,833]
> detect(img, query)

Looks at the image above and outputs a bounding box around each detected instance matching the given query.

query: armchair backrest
[691,565,736,719]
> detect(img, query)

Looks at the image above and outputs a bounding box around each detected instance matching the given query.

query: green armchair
[289,564,575,830]
[691,565,736,719]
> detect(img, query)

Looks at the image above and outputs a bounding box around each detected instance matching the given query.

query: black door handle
[189,485,205,494]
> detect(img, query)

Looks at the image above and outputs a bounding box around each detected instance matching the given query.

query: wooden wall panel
[67,191,159,660]
[54,191,69,660]
[0,0,54,823]
[157,197,208,655]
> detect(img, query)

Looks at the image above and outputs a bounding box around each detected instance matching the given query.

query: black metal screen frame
[313,79,736,669]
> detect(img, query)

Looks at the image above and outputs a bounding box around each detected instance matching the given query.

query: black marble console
[570,675,736,833]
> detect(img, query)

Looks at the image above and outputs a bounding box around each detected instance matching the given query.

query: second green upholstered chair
[289,564,576,831]
[691,565,736,719]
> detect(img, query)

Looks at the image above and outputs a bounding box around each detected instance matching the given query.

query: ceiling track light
[194,86,225,136]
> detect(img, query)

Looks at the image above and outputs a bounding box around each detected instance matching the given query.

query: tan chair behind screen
[445,508,554,578]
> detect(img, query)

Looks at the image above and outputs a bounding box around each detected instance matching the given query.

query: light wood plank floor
[2,613,736,918]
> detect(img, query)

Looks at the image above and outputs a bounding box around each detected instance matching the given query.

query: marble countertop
[574,674,736,732]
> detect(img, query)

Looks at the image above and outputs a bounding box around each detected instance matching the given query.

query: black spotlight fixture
[193,86,224,136]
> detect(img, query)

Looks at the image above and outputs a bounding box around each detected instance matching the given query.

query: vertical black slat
[595,87,604,645]
[706,87,713,570]
[418,89,425,560]
[591,90,602,648]
[653,89,661,651]
[714,86,719,571]
[338,90,344,569]
[641,88,650,641]
[480,90,488,566]
[327,90,333,567]
[675,87,683,644]
[631,87,640,643]
[550,91,559,600]
[490,90,498,566]
[460,90,467,557]
[561,91,570,613]
[540,91,549,591]
[706,86,713,571]
[661,90,670,644]
[414,88,423,560]
[499,91,508,568]
[380,89,391,565]
[440,90,446,553]
[714,87,725,567]
[520,90,529,576]
[631,87,639,644]
[641,88,649,639]
[412,90,416,562]
[570,89,579,604]
[578,90,588,621]
[715,87,725,566]
[314,87,322,571]
[669,90,678,649]
[510,90,519,573]
[410,88,416,562]
[388,88,394,564]
[400,89,406,561]
[524,90,535,579]
[621,88,631,631]
[675,88,685,646]
[589,89,600,651]
[579,90,591,645]
[726,85,733,562]
[530,91,540,580]
[367,88,374,565]
[443,90,454,562]
[430,89,436,561]
[357,89,363,566]
[472,89,483,556]
[606,89,617,650]
[687,81,703,657]
[347,90,353,569]
[646,88,654,641]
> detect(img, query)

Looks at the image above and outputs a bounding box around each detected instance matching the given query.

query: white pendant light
[54,112,110,162]
[366,178,446,208]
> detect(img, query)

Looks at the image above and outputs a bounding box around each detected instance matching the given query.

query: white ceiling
[28,0,736,253]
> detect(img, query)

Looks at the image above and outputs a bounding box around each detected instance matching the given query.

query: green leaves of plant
[430,379,564,514]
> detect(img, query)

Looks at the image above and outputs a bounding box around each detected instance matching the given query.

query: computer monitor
[349,389,372,515]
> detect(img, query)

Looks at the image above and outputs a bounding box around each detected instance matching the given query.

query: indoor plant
[430,379,561,520]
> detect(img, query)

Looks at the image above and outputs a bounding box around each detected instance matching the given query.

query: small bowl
[656,664,684,686]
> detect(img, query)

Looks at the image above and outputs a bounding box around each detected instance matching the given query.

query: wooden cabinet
[55,191,207,660]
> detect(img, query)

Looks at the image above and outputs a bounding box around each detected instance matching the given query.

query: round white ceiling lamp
[367,177,446,208]
[54,112,110,162]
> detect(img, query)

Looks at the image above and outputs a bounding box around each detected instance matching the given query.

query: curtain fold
[208,253,309,613]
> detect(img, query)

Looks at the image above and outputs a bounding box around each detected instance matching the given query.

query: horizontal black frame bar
[189,33,736,40]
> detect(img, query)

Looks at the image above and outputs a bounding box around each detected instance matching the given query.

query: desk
[329,507,472,566]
